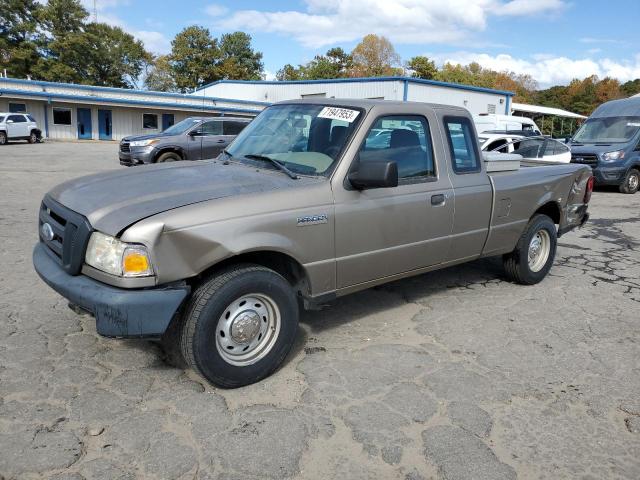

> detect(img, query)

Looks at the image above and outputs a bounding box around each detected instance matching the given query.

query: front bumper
[119,147,155,166]
[33,243,190,338]
[592,166,626,185]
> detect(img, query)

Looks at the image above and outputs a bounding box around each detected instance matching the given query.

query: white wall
[199,80,510,117]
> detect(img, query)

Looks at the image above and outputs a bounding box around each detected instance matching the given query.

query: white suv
[0,113,41,145]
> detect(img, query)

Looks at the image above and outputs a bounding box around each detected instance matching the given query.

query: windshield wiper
[244,154,299,180]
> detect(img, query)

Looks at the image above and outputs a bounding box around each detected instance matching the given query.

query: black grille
[571,153,598,168]
[39,195,92,275]
[120,142,130,152]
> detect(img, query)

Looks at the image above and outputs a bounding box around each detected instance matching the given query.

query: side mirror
[6,120,13,124]
[348,161,398,190]
[188,130,201,137]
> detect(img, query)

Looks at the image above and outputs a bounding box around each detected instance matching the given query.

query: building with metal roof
[195,77,515,117]
[0,77,267,141]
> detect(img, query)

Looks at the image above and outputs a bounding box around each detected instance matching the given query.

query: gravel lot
[1,141,639,480]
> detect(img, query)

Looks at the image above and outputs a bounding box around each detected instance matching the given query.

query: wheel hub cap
[630,175,639,190]
[230,311,261,343]
[528,229,551,273]
[215,293,281,367]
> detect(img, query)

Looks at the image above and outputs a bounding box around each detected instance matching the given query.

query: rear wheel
[619,168,639,194]
[0,131,7,145]
[28,131,37,144]
[156,151,182,163]
[503,214,557,285]
[179,264,299,388]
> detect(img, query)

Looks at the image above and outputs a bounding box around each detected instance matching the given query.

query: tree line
[0,0,264,91]
[2,2,639,117]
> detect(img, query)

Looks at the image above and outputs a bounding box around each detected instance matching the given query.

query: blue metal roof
[0,77,271,106]
[195,76,515,97]
[0,87,262,115]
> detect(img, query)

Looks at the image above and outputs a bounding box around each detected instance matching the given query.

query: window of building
[9,103,26,113]
[444,116,481,174]
[142,113,158,129]
[52,108,72,125]
[223,120,248,135]
[357,115,435,182]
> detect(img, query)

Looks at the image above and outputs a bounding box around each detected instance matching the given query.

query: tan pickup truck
[33,99,593,387]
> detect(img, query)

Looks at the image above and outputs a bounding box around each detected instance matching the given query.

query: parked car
[33,99,593,388]
[569,96,640,194]
[474,113,541,135]
[119,116,251,166]
[481,133,571,163]
[0,112,42,145]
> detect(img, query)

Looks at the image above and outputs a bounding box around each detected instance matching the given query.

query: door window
[358,115,435,182]
[8,115,27,123]
[444,117,481,173]
[201,121,223,135]
[223,120,248,135]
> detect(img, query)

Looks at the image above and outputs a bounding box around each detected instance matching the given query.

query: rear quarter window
[444,116,481,174]
[223,120,248,135]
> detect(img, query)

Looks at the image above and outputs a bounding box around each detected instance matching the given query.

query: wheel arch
[532,200,561,225]
[153,146,185,162]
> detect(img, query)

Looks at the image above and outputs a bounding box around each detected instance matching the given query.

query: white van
[473,114,541,135]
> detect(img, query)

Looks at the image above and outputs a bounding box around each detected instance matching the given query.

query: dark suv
[119,116,251,166]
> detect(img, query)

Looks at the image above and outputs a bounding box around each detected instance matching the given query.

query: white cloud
[205,4,229,17]
[215,0,568,49]
[91,12,170,54]
[430,51,640,86]
[496,0,565,16]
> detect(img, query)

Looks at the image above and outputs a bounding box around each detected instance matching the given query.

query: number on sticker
[318,107,360,123]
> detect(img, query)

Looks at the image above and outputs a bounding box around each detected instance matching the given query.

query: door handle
[431,194,445,206]
[216,139,226,143]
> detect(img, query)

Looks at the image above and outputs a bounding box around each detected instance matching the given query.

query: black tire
[28,131,37,144]
[156,151,182,163]
[619,168,639,194]
[0,131,6,145]
[503,214,557,285]
[179,264,299,388]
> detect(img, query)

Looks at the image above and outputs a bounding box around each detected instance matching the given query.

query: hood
[48,161,320,236]
[568,143,629,154]
[122,132,178,142]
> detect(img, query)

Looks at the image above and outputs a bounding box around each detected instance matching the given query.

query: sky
[83,0,640,88]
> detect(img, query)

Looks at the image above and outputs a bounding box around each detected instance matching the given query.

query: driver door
[333,113,454,288]
[7,115,27,138]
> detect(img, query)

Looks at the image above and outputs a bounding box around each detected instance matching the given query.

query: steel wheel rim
[528,229,551,273]
[30,133,36,142]
[215,293,280,366]
[0,134,5,144]
[629,173,639,191]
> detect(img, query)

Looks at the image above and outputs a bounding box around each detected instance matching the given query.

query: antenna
[93,0,98,22]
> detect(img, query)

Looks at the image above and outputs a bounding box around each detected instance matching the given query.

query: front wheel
[503,214,557,285]
[0,131,7,145]
[619,168,639,194]
[179,264,299,388]
[28,131,37,144]
[156,151,181,163]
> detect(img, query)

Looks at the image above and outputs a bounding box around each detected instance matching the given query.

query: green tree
[144,55,178,92]
[0,0,41,78]
[621,79,640,97]
[276,63,302,81]
[218,31,263,80]
[350,34,401,77]
[304,47,353,79]
[407,56,437,80]
[37,0,86,39]
[170,26,219,92]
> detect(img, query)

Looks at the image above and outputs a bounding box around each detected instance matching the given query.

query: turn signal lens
[122,248,152,277]
[584,176,595,203]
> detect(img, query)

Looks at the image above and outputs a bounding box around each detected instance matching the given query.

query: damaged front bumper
[33,243,189,338]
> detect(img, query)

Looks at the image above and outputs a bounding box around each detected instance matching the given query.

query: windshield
[573,116,640,143]
[162,118,201,135]
[226,103,363,176]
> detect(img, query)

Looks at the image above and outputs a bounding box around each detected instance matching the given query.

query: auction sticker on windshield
[318,107,360,123]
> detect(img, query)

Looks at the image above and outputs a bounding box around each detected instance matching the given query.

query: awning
[511,102,586,119]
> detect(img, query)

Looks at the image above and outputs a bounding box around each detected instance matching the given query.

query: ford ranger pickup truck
[33,99,593,388]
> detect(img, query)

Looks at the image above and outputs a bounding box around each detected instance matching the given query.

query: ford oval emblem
[41,222,55,241]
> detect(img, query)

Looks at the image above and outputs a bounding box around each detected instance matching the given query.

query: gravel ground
[1,141,639,480]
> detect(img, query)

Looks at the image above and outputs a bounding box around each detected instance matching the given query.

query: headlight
[85,232,153,277]
[602,150,625,162]
[129,139,158,147]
